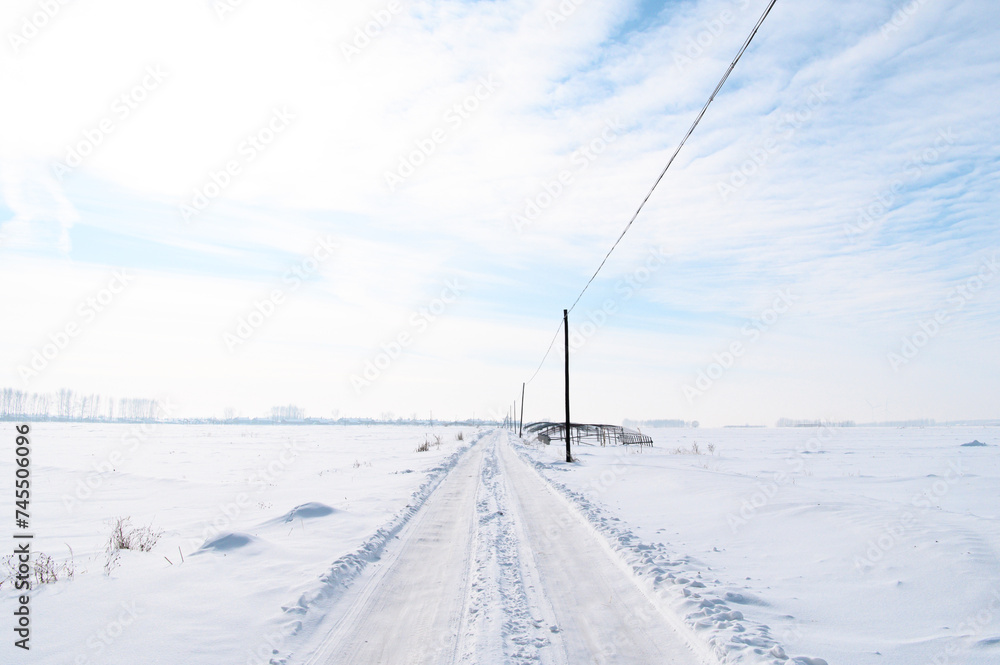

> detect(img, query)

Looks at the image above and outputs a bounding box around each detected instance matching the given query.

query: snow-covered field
[2,423,997,664]
[515,425,1000,665]
[1,423,478,665]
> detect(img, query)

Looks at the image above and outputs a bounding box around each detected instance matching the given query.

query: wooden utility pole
[564,309,572,463]
[518,382,525,438]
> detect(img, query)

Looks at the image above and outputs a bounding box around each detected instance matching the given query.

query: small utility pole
[518,382,525,438]
[564,308,572,463]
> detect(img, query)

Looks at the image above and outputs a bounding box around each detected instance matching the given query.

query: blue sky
[1,0,998,425]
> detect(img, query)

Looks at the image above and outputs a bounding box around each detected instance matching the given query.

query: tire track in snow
[498,436,710,665]
[277,431,486,664]
[456,432,562,665]
[290,428,708,665]
[295,432,491,665]
[507,432,827,665]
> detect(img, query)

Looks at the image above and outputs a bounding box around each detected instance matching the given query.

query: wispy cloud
[1,0,997,424]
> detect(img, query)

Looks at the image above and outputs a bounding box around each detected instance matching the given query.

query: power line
[525,319,563,385]
[520,0,778,399]
[567,0,778,313]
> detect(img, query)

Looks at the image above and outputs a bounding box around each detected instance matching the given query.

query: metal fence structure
[523,422,653,447]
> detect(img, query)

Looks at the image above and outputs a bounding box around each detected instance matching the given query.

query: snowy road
[303,430,706,665]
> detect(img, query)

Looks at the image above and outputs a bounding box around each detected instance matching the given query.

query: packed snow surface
[299,430,705,665]
[1,423,997,664]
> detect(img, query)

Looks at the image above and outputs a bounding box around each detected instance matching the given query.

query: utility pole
[564,309,571,463]
[518,382,525,438]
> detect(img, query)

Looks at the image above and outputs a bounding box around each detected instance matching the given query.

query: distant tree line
[622,419,696,428]
[270,404,306,421]
[0,388,159,421]
[0,387,504,426]
[776,418,857,427]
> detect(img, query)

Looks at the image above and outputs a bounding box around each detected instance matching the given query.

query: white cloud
[1,0,998,424]
[0,160,79,253]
